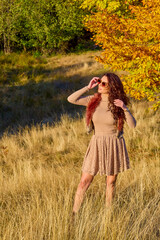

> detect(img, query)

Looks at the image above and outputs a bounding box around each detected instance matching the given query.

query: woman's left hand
[113,99,127,110]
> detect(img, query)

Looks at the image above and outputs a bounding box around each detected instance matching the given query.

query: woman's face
[97,76,110,94]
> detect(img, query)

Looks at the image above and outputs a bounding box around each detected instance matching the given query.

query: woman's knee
[79,174,94,190]
[107,174,118,187]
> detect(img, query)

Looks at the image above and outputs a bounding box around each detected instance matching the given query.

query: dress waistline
[94,131,117,136]
[94,131,124,139]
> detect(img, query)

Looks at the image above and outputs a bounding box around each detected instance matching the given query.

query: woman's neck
[101,93,109,101]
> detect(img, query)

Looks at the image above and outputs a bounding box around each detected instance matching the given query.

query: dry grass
[0,98,159,240]
[46,51,106,81]
[0,51,106,134]
[0,51,105,86]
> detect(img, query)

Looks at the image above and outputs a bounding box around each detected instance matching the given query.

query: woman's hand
[113,99,128,110]
[87,77,100,89]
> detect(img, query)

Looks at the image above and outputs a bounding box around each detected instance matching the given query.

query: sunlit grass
[0,99,159,240]
[0,51,104,86]
[0,51,159,239]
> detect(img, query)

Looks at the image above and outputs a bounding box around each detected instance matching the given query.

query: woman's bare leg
[105,174,118,207]
[73,172,94,213]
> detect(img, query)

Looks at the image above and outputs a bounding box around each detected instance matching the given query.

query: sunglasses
[96,79,109,87]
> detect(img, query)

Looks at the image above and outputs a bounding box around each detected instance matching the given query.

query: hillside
[0,51,159,240]
[0,51,107,135]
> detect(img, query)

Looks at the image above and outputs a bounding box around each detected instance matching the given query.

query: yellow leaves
[142,0,160,8]
[147,96,156,102]
[107,1,121,12]
[83,0,160,110]
[80,0,108,10]
[151,101,160,111]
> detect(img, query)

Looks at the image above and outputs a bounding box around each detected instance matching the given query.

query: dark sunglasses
[96,79,109,87]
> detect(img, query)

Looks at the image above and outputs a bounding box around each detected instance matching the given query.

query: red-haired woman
[67,73,136,214]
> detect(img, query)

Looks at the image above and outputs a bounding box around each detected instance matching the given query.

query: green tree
[0,0,20,53]
[0,0,88,53]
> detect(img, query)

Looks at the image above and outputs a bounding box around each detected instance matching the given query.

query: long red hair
[85,73,130,132]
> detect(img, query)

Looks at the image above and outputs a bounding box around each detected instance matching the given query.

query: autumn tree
[80,0,160,110]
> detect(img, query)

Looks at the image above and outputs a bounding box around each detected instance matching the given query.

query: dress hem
[81,166,131,176]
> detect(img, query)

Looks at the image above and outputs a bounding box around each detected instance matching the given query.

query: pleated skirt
[81,133,130,176]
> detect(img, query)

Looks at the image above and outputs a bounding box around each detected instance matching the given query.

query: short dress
[67,86,136,176]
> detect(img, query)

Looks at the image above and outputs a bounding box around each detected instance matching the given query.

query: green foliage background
[0,0,93,54]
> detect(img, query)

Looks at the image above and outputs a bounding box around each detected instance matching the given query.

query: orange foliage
[84,0,160,110]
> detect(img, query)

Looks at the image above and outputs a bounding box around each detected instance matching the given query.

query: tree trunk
[23,45,26,52]
[3,33,11,54]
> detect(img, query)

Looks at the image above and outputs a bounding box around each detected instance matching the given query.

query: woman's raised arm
[67,77,99,106]
[67,86,94,106]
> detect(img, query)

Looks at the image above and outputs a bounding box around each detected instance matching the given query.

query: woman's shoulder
[87,94,94,103]
[88,94,94,100]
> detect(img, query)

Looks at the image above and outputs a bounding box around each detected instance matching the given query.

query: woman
[67,73,136,214]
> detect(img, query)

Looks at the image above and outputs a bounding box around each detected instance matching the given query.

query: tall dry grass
[0,98,159,240]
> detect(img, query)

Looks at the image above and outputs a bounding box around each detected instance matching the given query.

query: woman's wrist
[123,107,129,112]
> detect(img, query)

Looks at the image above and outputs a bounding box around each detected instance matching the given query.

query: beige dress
[67,86,136,176]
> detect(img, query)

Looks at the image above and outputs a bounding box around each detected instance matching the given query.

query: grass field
[0,52,159,240]
[0,51,106,135]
